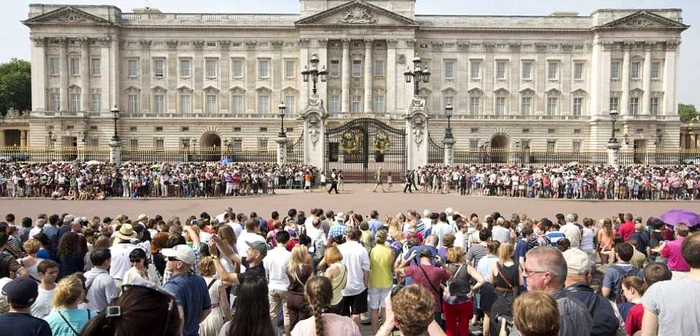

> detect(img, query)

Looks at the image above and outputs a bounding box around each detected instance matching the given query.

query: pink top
[661,237,690,271]
[291,313,362,336]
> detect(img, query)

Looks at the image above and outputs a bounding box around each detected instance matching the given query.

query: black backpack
[611,265,640,303]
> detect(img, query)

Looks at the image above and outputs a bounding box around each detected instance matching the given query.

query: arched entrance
[490,134,510,163]
[200,133,222,161]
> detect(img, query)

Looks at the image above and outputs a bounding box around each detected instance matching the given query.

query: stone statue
[308,114,321,147]
[411,115,426,146]
[338,8,377,24]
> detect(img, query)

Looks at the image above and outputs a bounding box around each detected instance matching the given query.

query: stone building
[12,0,688,169]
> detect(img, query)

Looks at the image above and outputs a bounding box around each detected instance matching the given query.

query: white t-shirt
[227,222,243,238]
[109,243,140,280]
[263,247,291,291]
[31,286,55,318]
[338,240,370,297]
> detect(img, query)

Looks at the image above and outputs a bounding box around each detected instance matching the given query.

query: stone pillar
[301,100,326,168]
[0,130,5,147]
[245,41,257,113]
[80,38,90,112]
[316,39,329,105]
[100,38,110,113]
[663,41,678,116]
[20,130,27,148]
[341,39,351,113]
[406,99,428,169]
[364,39,373,113]
[276,136,288,165]
[141,40,153,113]
[607,141,620,168]
[220,41,231,114]
[443,137,455,166]
[59,38,69,112]
[299,38,310,103]
[109,138,122,165]
[642,44,652,114]
[30,37,46,112]
[193,40,204,113]
[620,45,631,116]
[387,39,397,114]
[109,36,120,109]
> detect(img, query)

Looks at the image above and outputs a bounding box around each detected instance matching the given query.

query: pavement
[0,183,695,221]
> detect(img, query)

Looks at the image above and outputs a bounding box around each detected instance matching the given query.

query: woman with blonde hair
[287,245,315,331]
[43,274,93,335]
[488,242,520,335]
[443,247,486,336]
[319,245,347,313]
[290,276,361,336]
[198,256,230,336]
[20,239,44,281]
[505,291,559,336]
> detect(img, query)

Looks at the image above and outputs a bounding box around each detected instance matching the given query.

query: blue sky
[2,0,697,106]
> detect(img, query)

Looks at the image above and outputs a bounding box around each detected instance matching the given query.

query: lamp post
[607,109,621,167]
[109,106,122,165]
[278,101,287,138]
[445,104,454,140]
[301,53,328,95]
[609,109,619,144]
[404,56,431,96]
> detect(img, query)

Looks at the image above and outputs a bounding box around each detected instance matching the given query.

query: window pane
[155,59,164,77]
[573,98,583,116]
[495,97,505,115]
[128,95,139,114]
[444,61,454,79]
[547,98,557,115]
[180,95,191,113]
[233,60,243,78]
[496,61,506,79]
[180,60,190,77]
[631,62,640,79]
[470,97,479,115]
[128,60,138,77]
[521,97,531,115]
[548,62,558,79]
[50,58,59,75]
[70,58,80,75]
[574,63,584,80]
[206,94,217,113]
[329,95,340,113]
[651,62,660,79]
[285,95,295,114]
[373,95,385,113]
[91,59,101,76]
[611,62,620,79]
[232,95,243,114]
[470,61,480,79]
[330,60,340,77]
[258,95,269,114]
[206,59,217,78]
[650,98,659,115]
[154,95,164,114]
[285,60,295,77]
[92,93,101,112]
[258,60,269,77]
[630,98,639,115]
[522,62,532,79]
[610,97,619,112]
[70,94,80,112]
[352,60,362,78]
[352,95,362,113]
[374,59,384,77]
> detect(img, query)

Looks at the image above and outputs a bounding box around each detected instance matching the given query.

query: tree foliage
[679,103,698,123]
[0,58,31,116]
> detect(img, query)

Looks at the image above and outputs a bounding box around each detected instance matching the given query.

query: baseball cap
[161,245,196,265]
[246,241,268,258]
[562,248,591,275]
[2,277,39,306]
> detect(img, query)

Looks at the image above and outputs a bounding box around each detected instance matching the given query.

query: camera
[495,314,514,327]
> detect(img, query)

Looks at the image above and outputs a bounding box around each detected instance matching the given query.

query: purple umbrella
[659,209,700,227]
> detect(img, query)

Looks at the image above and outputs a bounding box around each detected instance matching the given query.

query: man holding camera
[396,248,452,328]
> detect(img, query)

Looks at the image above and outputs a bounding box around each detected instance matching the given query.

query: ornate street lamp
[445,103,454,140]
[609,110,619,143]
[403,56,431,96]
[278,101,287,138]
[111,106,120,142]
[301,53,328,95]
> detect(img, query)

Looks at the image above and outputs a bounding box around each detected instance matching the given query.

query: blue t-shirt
[514,240,529,266]
[43,309,92,336]
[42,226,59,252]
[368,219,384,235]
[545,231,566,247]
[0,312,52,336]
[163,273,211,336]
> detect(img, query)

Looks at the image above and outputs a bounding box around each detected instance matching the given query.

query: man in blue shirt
[368,210,384,235]
[162,245,211,336]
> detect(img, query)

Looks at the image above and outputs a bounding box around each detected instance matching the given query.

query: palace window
[373,95,385,113]
[233,139,242,151]
[180,59,191,78]
[154,59,165,78]
[128,59,138,78]
[128,94,139,114]
[574,62,584,80]
[92,93,101,112]
[285,95,296,114]
[205,59,218,78]
[258,138,268,150]
[352,60,362,78]
[546,140,556,152]
[91,58,101,76]
[496,61,507,80]
[547,62,559,80]
[232,60,244,78]
[495,97,506,116]
[470,60,481,79]
[547,97,558,116]
[205,94,217,113]
[330,60,340,77]
[232,95,244,114]
[129,139,138,150]
[521,61,532,80]
[651,62,661,79]
[444,60,455,80]
[69,57,80,76]
[630,62,641,79]
[629,97,639,115]
[49,57,59,76]
[70,93,80,112]
[469,97,480,115]
[329,94,341,113]
[258,95,270,114]
[258,59,269,78]
[155,138,165,151]
[573,140,582,153]
[374,59,385,77]
[352,94,362,113]
[521,97,532,116]
[573,97,583,116]
[611,61,621,80]
[285,60,295,78]
[650,97,660,115]
[180,95,191,114]
[153,94,165,114]
[610,97,619,112]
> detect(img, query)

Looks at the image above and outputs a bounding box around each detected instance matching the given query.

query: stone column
[276,136,288,165]
[80,38,90,112]
[20,131,27,148]
[620,44,631,116]
[663,41,678,116]
[245,41,257,113]
[386,39,397,114]
[302,108,326,168]
[141,40,153,113]
[193,40,205,113]
[219,41,231,113]
[299,38,310,102]
[642,44,652,114]
[59,38,69,112]
[341,39,351,113]
[364,39,373,113]
[443,137,455,166]
[109,37,120,109]
[607,141,620,168]
[30,37,46,112]
[109,138,122,165]
[100,38,111,114]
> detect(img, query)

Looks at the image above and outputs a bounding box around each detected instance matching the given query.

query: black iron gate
[325,118,406,183]
[428,134,444,164]
[287,132,304,164]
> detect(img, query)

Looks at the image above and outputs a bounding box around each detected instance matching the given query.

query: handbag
[443,264,464,299]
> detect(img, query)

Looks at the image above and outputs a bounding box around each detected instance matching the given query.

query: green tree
[679,103,698,123]
[0,58,31,116]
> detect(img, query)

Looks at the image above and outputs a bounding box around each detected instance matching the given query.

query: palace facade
[10,0,689,165]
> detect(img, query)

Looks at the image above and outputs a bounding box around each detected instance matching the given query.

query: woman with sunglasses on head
[219,276,276,336]
[43,274,92,336]
[79,284,181,336]
[289,276,360,336]
[122,248,160,287]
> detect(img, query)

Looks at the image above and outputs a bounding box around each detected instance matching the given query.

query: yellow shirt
[369,244,394,288]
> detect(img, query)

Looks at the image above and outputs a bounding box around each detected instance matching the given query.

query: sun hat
[115,224,138,241]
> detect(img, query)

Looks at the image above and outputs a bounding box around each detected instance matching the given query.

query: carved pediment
[256,86,272,94]
[229,86,246,94]
[546,88,562,96]
[442,87,458,96]
[468,88,484,96]
[177,86,193,93]
[23,6,114,26]
[493,88,510,96]
[571,89,588,97]
[519,88,536,96]
[296,0,416,27]
[203,86,220,93]
[282,86,299,94]
[124,85,141,93]
[151,86,167,93]
[597,11,688,31]
[629,88,644,97]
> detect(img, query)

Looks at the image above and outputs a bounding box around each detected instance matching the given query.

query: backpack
[0,251,13,278]
[611,265,640,303]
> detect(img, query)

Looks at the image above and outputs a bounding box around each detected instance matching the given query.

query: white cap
[161,245,196,265]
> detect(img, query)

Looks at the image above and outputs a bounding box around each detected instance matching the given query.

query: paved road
[0,184,695,221]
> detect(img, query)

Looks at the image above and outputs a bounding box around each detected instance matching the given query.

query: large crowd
[1,205,699,336]
[397,164,700,200]
[0,162,320,199]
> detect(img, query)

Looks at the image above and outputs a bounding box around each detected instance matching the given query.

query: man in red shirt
[617,213,636,242]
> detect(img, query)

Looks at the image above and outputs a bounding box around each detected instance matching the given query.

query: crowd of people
[398,164,700,200]
[0,205,699,336]
[0,162,320,199]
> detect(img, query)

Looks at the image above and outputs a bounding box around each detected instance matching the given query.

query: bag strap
[497,264,515,291]
[417,264,443,303]
[446,264,464,287]
[58,311,80,336]
[332,264,347,292]
[207,278,217,290]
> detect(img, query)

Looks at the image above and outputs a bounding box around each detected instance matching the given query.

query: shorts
[339,288,368,316]
[368,287,391,310]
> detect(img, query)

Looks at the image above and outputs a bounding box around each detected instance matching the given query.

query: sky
[2,0,698,106]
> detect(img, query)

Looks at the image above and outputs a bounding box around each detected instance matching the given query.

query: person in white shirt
[235,219,266,272]
[30,259,58,318]
[227,213,244,238]
[337,227,371,327]
[560,213,582,248]
[263,231,292,335]
[109,224,141,289]
[453,220,469,252]
[431,213,455,248]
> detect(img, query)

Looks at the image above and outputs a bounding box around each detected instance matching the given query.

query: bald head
[426,235,438,246]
